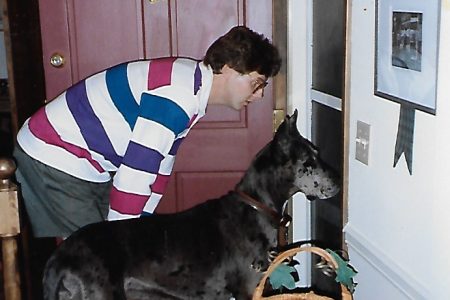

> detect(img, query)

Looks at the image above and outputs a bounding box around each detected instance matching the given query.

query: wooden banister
[0,158,21,300]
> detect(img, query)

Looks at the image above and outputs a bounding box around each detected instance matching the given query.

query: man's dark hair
[203,26,281,78]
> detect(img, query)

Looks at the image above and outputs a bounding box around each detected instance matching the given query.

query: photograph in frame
[375,0,440,114]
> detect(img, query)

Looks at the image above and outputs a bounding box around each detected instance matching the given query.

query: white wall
[345,0,449,298]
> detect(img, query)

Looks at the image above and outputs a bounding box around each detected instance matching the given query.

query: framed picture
[375,0,440,114]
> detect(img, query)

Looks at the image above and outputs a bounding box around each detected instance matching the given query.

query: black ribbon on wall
[393,104,415,175]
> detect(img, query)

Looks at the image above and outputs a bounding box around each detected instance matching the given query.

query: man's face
[223,67,268,110]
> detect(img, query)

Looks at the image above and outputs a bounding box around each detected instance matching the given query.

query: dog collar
[234,190,292,248]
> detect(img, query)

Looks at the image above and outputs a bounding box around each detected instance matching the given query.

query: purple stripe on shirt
[148,57,177,90]
[194,62,202,95]
[122,141,164,173]
[28,107,105,173]
[168,138,184,156]
[66,80,122,167]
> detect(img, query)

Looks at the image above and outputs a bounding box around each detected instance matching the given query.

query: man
[14,26,281,237]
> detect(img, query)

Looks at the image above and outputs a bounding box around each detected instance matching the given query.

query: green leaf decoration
[326,249,358,293]
[269,264,297,290]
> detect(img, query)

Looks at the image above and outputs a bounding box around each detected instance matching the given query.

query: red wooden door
[38,0,274,213]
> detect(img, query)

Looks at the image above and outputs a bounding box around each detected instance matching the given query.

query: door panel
[312,0,345,98]
[175,1,243,58]
[310,0,345,296]
[143,1,172,57]
[311,101,342,299]
[38,0,274,213]
[66,0,144,81]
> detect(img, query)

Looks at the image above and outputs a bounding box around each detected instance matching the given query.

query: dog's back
[44,197,273,299]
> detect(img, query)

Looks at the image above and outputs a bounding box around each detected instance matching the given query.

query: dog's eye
[303,157,317,168]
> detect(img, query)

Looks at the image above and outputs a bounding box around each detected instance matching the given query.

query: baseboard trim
[344,223,430,300]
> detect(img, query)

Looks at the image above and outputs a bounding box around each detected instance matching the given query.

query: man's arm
[107,93,191,220]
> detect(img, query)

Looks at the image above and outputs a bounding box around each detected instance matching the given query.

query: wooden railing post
[0,158,21,300]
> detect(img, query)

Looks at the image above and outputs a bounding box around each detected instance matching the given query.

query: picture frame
[375,0,440,114]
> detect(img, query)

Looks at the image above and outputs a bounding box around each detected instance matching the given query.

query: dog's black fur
[43,110,340,300]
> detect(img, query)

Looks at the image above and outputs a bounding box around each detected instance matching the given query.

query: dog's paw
[250,259,266,272]
[267,248,279,263]
[314,257,334,277]
[267,248,294,265]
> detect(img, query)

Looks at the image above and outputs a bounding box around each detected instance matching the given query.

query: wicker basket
[253,246,353,300]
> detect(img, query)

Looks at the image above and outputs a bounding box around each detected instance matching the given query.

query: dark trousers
[13,145,112,237]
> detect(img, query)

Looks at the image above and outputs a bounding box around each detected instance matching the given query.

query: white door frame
[287,0,343,286]
[287,0,313,286]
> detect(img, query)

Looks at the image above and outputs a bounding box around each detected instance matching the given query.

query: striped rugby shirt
[17,57,213,220]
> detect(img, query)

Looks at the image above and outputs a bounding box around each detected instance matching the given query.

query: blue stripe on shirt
[140,93,190,136]
[66,80,122,167]
[122,141,164,173]
[106,63,139,129]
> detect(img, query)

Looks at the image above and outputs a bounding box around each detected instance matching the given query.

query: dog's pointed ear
[287,109,298,133]
[272,110,301,160]
[275,109,300,137]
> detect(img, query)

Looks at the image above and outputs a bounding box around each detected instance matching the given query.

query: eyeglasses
[239,72,268,94]
[252,79,268,94]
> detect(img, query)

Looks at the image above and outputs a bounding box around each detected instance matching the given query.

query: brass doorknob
[50,53,65,68]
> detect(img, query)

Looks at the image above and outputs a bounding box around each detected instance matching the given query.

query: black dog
[43,110,340,300]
